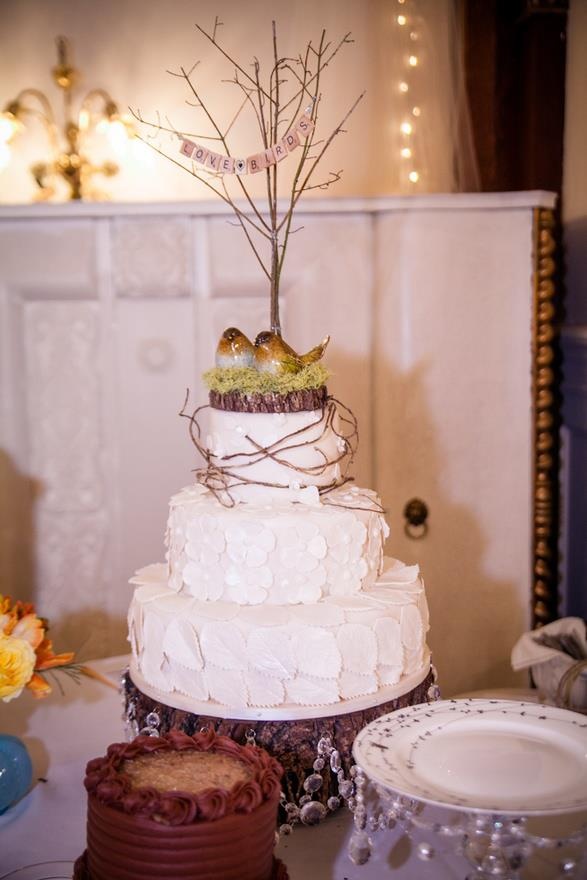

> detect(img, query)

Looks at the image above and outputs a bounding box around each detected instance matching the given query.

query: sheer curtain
[374,0,480,194]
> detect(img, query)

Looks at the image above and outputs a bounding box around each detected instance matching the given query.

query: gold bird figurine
[215,327,255,368]
[254,331,330,375]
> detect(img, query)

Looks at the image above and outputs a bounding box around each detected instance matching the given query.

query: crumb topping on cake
[121,749,252,794]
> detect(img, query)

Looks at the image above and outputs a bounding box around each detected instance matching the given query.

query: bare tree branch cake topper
[132,17,364,343]
[133,18,374,510]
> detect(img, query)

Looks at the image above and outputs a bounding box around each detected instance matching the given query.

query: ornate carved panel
[112,217,192,298]
[24,301,103,510]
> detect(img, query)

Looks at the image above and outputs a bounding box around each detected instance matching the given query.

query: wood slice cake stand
[124,662,436,815]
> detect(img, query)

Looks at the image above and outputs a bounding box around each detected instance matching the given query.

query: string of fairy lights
[395,0,421,187]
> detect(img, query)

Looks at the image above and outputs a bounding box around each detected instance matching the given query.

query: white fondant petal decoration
[168,660,209,700]
[339,671,378,699]
[308,535,327,559]
[129,563,167,585]
[292,627,342,678]
[188,601,239,621]
[224,566,241,587]
[296,521,319,542]
[245,545,268,568]
[401,604,423,650]
[290,603,345,627]
[245,670,285,707]
[162,618,203,670]
[247,628,297,680]
[200,622,248,669]
[418,593,430,632]
[141,651,168,692]
[379,664,402,686]
[404,646,424,675]
[226,542,246,564]
[379,558,420,584]
[239,605,290,627]
[336,623,377,673]
[295,553,319,574]
[374,618,404,667]
[205,666,247,706]
[135,583,174,604]
[285,675,340,706]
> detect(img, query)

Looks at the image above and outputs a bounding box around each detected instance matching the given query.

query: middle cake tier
[165,484,389,604]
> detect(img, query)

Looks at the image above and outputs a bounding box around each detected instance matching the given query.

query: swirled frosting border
[84,728,283,826]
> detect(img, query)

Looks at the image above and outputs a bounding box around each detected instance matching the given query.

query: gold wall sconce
[0,36,136,200]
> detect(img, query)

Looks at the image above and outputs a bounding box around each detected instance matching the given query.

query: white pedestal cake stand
[351,699,587,879]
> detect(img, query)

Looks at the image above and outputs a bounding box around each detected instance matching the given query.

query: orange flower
[0,596,76,700]
[26,672,52,699]
[34,637,75,671]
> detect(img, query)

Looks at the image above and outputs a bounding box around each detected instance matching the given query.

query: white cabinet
[0,193,558,695]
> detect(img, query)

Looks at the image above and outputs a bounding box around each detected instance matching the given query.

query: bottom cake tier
[124,666,437,818]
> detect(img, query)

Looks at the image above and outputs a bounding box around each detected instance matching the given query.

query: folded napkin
[511,617,587,671]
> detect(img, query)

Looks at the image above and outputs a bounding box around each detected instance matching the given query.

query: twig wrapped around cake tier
[123,668,435,816]
[209,386,329,413]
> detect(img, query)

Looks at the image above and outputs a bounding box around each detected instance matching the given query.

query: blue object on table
[0,734,33,814]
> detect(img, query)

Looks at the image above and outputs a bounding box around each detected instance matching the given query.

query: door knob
[403,497,429,539]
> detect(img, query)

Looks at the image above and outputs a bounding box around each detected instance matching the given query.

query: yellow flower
[0,634,36,702]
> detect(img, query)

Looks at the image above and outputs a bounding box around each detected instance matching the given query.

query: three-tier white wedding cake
[128,370,430,715]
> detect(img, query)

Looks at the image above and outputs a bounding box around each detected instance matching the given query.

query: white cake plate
[129,656,431,721]
[352,698,587,816]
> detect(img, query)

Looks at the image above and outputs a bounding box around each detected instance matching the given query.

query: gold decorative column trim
[531,207,560,627]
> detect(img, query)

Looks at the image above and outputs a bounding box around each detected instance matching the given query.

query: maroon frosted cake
[75,729,287,880]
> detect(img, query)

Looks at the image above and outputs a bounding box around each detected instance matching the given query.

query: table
[0,657,585,879]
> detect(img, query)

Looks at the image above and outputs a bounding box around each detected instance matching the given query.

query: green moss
[203,363,330,395]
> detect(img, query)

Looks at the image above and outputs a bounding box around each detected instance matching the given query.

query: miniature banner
[179,113,315,175]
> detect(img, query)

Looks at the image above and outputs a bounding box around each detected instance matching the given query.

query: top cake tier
[203,403,352,504]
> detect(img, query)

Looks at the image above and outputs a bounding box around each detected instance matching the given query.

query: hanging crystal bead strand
[121,668,139,741]
[138,711,160,737]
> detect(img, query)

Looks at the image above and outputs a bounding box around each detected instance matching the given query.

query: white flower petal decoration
[188,600,239,621]
[296,521,319,542]
[247,628,297,679]
[404,646,424,675]
[239,605,289,627]
[379,558,420,584]
[141,653,169,691]
[374,618,404,666]
[339,671,378,699]
[336,623,377,673]
[245,545,268,567]
[245,670,285,707]
[162,618,203,670]
[285,675,339,706]
[401,604,423,650]
[205,666,247,706]
[379,664,402,686]
[129,563,167,585]
[200,621,248,669]
[308,535,327,559]
[290,603,345,627]
[292,627,341,678]
[167,660,209,700]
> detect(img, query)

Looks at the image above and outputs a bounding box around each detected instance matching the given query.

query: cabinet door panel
[374,209,533,695]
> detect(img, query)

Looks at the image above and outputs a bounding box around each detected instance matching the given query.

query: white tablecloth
[0,657,584,879]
